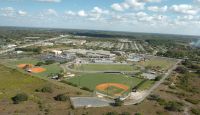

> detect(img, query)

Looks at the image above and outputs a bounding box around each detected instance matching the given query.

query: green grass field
[139,57,177,70]
[73,64,135,71]
[66,73,154,96]
[35,63,62,77]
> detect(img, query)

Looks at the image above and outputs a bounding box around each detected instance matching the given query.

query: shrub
[114,98,123,106]
[80,87,93,92]
[58,73,64,79]
[155,76,162,81]
[191,108,200,115]
[54,94,68,101]
[185,98,199,105]
[35,62,45,66]
[35,86,53,93]
[45,60,55,65]
[164,101,183,112]
[157,98,167,106]
[135,113,142,115]
[105,112,118,115]
[175,66,188,74]
[41,86,53,93]
[121,112,130,115]
[60,80,78,87]
[12,93,28,104]
[147,94,160,101]
[169,85,176,89]
[76,92,82,95]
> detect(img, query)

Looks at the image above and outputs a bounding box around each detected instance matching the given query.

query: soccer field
[73,64,135,71]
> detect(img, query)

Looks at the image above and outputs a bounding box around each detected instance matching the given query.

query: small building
[51,50,62,56]
[41,42,54,46]
[16,51,23,54]
[7,44,17,48]
[127,54,145,62]
[51,75,59,80]
[66,72,75,77]
[142,73,157,80]
[92,59,114,64]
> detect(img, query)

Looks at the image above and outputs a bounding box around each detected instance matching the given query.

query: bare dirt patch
[17,64,33,68]
[96,83,129,96]
[30,67,46,73]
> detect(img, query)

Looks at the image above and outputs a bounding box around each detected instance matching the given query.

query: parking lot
[70,97,114,108]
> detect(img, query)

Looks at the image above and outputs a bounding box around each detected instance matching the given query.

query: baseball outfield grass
[73,64,136,71]
[66,73,155,94]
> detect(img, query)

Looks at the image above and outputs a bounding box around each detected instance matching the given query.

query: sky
[0,0,200,35]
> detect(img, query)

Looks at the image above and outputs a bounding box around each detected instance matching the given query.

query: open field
[139,57,177,70]
[36,63,62,76]
[73,64,135,71]
[0,64,91,115]
[0,64,47,99]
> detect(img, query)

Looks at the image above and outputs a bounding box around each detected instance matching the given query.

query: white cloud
[148,5,168,12]
[91,7,109,14]
[36,0,61,3]
[18,10,27,16]
[142,0,161,2]
[65,10,76,16]
[46,9,57,15]
[111,3,125,11]
[170,4,199,15]
[0,7,15,17]
[78,10,87,17]
[195,0,200,3]
[89,7,109,21]
[111,0,161,11]
[39,9,57,17]
[125,0,145,10]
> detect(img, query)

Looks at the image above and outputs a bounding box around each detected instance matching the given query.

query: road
[0,36,65,55]
[124,59,182,105]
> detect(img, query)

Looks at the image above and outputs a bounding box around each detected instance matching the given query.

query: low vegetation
[35,86,53,93]
[164,101,184,112]
[54,94,69,101]
[12,93,28,104]
[191,108,200,115]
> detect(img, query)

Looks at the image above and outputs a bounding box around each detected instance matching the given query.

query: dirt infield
[96,83,129,96]
[17,64,33,68]
[17,64,46,73]
[30,67,46,73]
